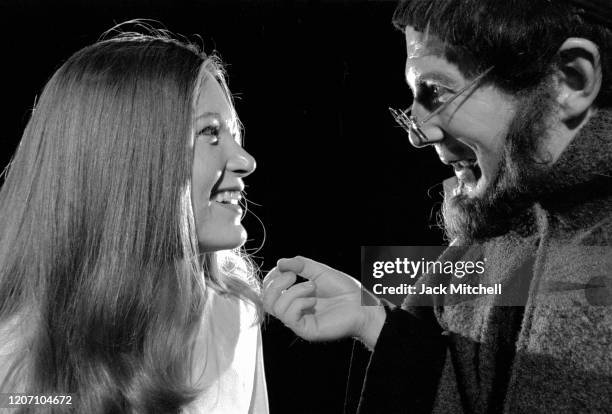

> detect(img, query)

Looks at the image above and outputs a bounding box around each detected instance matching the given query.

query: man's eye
[197,125,221,144]
[415,82,451,111]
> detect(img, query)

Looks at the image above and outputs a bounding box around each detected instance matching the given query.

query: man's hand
[263,256,387,349]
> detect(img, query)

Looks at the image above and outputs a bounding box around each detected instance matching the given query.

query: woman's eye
[197,125,221,144]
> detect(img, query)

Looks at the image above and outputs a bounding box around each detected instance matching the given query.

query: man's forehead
[404,25,446,59]
[403,25,463,88]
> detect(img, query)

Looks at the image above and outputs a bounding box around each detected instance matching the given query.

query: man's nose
[408,103,445,148]
[228,146,256,177]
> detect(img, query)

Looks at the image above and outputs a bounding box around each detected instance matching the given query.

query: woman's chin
[198,226,247,252]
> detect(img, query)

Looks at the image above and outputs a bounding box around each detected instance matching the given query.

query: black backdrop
[0,0,450,412]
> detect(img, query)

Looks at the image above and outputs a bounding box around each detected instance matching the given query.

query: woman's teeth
[212,191,242,205]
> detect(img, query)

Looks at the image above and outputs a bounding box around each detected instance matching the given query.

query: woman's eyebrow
[195,112,221,122]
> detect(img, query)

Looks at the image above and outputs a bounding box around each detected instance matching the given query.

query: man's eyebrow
[416,71,459,89]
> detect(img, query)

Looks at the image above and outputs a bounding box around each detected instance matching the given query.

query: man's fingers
[272,281,316,318]
[283,297,317,331]
[263,271,297,315]
[262,266,280,291]
[276,257,305,274]
[277,256,333,281]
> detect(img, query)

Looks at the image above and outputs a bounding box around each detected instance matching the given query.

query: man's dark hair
[393,0,612,107]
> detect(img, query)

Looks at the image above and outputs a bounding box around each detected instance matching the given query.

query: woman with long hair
[0,26,267,413]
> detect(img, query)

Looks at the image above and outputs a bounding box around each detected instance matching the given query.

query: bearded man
[264,0,612,412]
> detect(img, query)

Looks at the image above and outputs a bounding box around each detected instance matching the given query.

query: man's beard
[441,81,557,244]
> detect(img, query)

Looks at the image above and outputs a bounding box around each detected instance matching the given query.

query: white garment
[0,292,269,414]
[185,289,269,414]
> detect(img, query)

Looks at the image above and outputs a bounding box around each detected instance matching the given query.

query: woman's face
[191,73,256,252]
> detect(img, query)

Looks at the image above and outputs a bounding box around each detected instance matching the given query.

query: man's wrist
[357,301,387,350]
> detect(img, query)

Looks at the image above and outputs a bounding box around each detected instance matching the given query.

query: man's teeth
[450,160,480,188]
[212,191,242,205]
[452,160,478,169]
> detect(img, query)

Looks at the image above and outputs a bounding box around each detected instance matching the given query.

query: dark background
[0,0,449,412]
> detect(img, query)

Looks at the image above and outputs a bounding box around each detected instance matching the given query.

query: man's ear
[555,37,602,122]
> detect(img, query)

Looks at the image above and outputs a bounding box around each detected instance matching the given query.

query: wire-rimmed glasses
[389,66,495,147]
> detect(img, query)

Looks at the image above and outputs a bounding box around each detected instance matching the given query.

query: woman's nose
[228,146,256,177]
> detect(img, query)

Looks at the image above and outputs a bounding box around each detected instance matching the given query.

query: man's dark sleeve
[345,304,447,414]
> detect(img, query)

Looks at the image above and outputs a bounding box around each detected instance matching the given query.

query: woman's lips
[210,189,243,214]
[215,201,242,215]
[211,190,242,203]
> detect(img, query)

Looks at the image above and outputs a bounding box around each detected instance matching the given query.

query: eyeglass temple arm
[419,66,494,125]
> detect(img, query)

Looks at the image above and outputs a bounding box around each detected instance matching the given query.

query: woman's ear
[555,37,602,121]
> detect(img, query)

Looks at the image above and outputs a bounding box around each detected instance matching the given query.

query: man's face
[403,26,556,243]
[404,26,516,199]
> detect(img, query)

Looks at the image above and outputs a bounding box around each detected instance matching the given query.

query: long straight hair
[0,31,261,413]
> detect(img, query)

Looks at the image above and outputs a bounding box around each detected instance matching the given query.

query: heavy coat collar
[536,108,612,238]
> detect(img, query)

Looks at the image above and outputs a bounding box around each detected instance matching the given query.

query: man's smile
[450,159,481,193]
[436,149,484,196]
